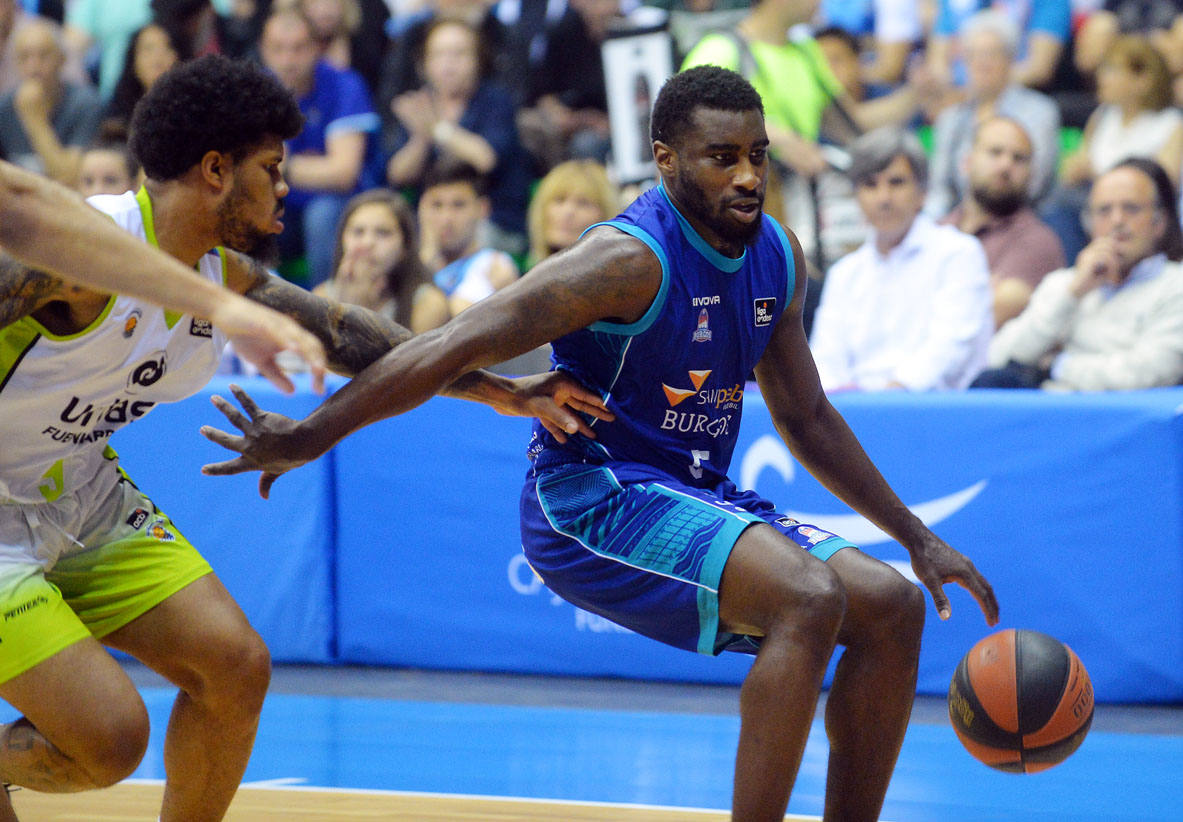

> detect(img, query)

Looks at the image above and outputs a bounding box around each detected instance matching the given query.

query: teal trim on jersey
[536,464,758,657]
[657,184,746,273]
[809,536,854,562]
[766,218,797,308]
[586,222,670,337]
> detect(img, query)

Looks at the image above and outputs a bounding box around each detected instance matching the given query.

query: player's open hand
[491,371,615,443]
[200,383,318,498]
[211,296,327,395]
[908,532,1000,626]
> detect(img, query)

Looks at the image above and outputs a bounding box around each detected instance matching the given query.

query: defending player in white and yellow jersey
[0,55,605,822]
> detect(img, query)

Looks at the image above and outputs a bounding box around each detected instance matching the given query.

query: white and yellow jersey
[0,188,228,504]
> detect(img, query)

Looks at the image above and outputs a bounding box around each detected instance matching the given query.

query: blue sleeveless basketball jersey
[527,183,795,488]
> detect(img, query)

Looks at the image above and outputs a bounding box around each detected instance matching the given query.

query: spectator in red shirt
[942,115,1066,327]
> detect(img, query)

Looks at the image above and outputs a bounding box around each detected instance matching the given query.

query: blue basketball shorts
[519,460,855,657]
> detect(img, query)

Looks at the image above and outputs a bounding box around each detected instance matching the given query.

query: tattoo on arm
[237,254,412,376]
[0,255,63,327]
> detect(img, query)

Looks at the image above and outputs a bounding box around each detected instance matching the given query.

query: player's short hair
[129,54,303,181]
[650,65,763,150]
[847,126,929,190]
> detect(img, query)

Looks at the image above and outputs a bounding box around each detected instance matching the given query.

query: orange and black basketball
[948,629,1094,773]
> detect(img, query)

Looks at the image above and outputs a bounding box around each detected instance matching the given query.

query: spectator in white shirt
[974,158,1183,391]
[810,126,994,392]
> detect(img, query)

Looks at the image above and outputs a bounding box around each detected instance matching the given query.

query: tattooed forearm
[0,254,62,327]
[237,254,412,376]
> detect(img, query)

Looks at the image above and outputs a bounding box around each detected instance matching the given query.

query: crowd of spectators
[3,0,1183,390]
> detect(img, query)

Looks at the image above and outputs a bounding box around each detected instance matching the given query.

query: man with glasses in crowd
[973,157,1183,390]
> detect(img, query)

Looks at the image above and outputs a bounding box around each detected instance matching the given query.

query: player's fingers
[561,383,609,411]
[958,571,1000,626]
[254,358,295,395]
[539,418,568,444]
[567,397,614,421]
[199,424,244,453]
[925,578,952,621]
[209,395,250,431]
[201,455,253,476]
[228,383,263,418]
[259,471,279,499]
[306,359,326,395]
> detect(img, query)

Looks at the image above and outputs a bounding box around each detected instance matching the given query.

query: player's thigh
[103,573,268,692]
[0,566,147,762]
[0,637,147,758]
[825,547,925,646]
[717,522,845,639]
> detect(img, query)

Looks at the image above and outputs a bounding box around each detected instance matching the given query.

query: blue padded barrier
[110,376,337,663]
[110,377,1183,702]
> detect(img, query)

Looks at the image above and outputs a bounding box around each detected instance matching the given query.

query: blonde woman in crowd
[525,159,620,268]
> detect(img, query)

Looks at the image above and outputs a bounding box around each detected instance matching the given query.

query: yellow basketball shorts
[0,463,212,684]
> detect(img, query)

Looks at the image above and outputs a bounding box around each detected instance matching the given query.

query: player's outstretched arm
[753,228,999,626]
[202,229,657,495]
[225,250,612,438]
[0,160,327,393]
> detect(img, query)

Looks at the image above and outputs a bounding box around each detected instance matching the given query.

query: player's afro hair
[650,66,763,150]
[129,54,304,181]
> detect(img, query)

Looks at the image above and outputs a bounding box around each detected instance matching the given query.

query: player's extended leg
[0,637,151,793]
[716,524,847,822]
[822,548,925,822]
[102,574,270,822]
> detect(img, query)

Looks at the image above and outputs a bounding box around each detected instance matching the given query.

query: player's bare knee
[874,574,926,647]
[209,630,271,714]
[77,700,150,786]
[797,564,847,639]
[767,564,846,654]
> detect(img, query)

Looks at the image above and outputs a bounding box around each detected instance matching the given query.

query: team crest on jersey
[123,309,142,338]
[796,525,832,546]
[692,308,712,342]
[753,297,776,327]
[147,519,175,541]
[126,508,149,529]
[189,317,214,338]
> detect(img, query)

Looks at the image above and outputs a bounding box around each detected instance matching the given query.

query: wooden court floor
[11,782,821,821]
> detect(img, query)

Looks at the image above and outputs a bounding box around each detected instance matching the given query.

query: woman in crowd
[384,16,530,255]
[525,158,620,268]
[100,21,188,139]
[1044,34,1183,259]
[315,188,449,334]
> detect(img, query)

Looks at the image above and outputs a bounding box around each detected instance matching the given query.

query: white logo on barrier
[507,554,636,633]
[739,434,988,546]
[507,553,563,605]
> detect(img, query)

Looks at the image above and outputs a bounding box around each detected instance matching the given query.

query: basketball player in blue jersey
[0,55,607,822]
[205,66,1000,822]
